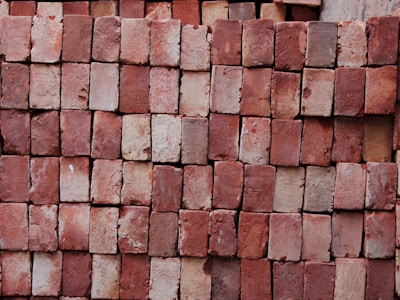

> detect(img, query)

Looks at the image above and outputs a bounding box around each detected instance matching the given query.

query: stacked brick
[0,3,400,300]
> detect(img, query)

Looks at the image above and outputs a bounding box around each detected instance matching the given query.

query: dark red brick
[120,254,150,299]
[152,165,182,212]
[304,262,335,299]
[0,203,28,250]
[241,259,272,300]
[332,117,363,163]
[172,0,200,25]
[238,212,269,259]
[1,63,29,109]
[30,157,59,205]
[31,111,60,156]
[366,259,395,299]
[63,1,89,15]
[229,2,255,20]
[179,209,209,257]
[61,110,91,156]
[119,0,145,18]
[273,262,304,299]
[148,211,178,257]
[0,110,30,155]
[211,19,242,65]
[62,252,91,297]
[271,71,301,119]
[211,257,240,299]
[0,155,30,203]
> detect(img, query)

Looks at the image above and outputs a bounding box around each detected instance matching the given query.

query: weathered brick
[229,2,255,20]
[91,254,121,299]
[89,62,119,111]
[273,167,304,212]
[0,203,28,250]
[275,0,321,5]
[121,161,153,206]
[302,213,331,262]
[152,165,182,212]
[273,262,304,299]
[148,211,178,257]
[120,254,150,299]
[211,19,242,65]
[304,166,335,212]
[211,257,240,299]
[121,114,150,160]
[260,3,286,22]
[61,110,91,156]
[241,259,272,300]
[145,2,172,20]
[1,251,31,296]
[363,115,393,162]
[119,65,149,113]
[60,157,90,203]
[398,201,400,246]
[89,207,119,254]
[290,5,319,21]
[238,212,269,259]
[120,0,145,18]
[181,25,210,71]
[182,165,213,210]
[0,110,30,155]
[31,111,60,156]
[209,209,237,257]
[337,21,367,67]
[1,63,29,109]
[149,257,181,300]
[30,64,60,109]
[9,1,35,16]
[334,258,366,299]
[63,1,89,15]
[32,251,62,296]
[397,152,400,196]
[366,259,395,299]
[304,262,335,299]
[30,157,59,205]
[179,210,209,257]
[182,117,208,165]
[0,155,30,203]
[90,0,117,17]
[271,71,301,119]
[0,0,8,16]
[61,63,90,109]
[201,1,228,28]
[90,159,122,205]
[180,71,210,117]
[92,16,121,62]
[332,117,363,162]
[395,105,400,150]
[149,67,179,114]
[29,204,58,252]
[0,16,31,61]
[120,18,150,65]
[37,2,62,16]
[180,257,212,300]
[62,252,91,297]
[172,0,200,25]
[213,161,243,209]
[332,211,363,258]
[151,114,181,163]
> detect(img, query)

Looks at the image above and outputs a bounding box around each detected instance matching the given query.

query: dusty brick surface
[121,161,153,206]
[304,166,335,212]
[337,21,367,67]
[180,71,210,117]
[151,114,181,163]
[229,2,255,20]
[0,16,32,62]
[60,157,90,203]
[273,262,304,299]
[1,63,30,109]
[304,262,335,299]
[181,25,210,71]
[182,165,213,210]
[148,211,178,257]
[90,159,122,205]
[89,63,119,112]
[29,204,58,252]
[209,209,238,257]
[271,71,301,119]
[363,115,393,162]
[31,111,60,156]
[120,18,150,65]
[0,155,30,203]
[211,19,242,65]
[152,165,182,212]
[30,157,59,205]
[273,167,305,213]
[302,213,331,262]
[180,257,212,299]
[241,259,272,300]
[91,254,121,299]
[1,251,32,296]
[182,117,208,165]
[89,207,119,254]
[62,252,92,297]
[149,67,179,114]
[334,258,366,299]
[201,1,228,28]
[30,64,61,110]
[92,16,121,62]
[61,63,90,109]
[0,109,30,155]
[332,116,364,162]
[120,254,150,299]
[61,110,91,156]
[32,251,62,296]
[122,114,151,161]
[149,257,181,300]
[0,203,28,250]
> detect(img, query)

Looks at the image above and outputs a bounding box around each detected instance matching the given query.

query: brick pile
[0,1,400,300]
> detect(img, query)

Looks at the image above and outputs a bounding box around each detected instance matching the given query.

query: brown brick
[121,161,153,206]
[304,262,335,299]
[179,209,209,257]
[229,2,255,20]
[119,0,145,18]
[89,207,119,254]
[273,167,305,213]
[92,16,121,62]
[120,254,150,299]
[363,115,393,162]
[62,252,91,297]
[211,257,240,299]
[0,203,28,250]
[213,161,243,209]
[1,63,29,109]
[211,19,242,65]
[366,259,395,299]
[0,110,30,155]
[201,1,228,28]
[332,117,363,163]
[152,165,182,212]
[61,63,90,110]
[1,251,31,296]
[30,157,59,205]
[31,111,60,156]
[182,117,208,165]
[306,21,337,68]
[90,159,122,205]
[148,211,178,257]
[90,0,117,17]
[209,209,237,257]
[273,262,304,299]
[260,3,286,22]
[0,155,30,203]
[61,110,91,156]
[120,18,150,65]
[63,1,89,15]
[172,0,200,25]
[271,71,301,119]
[182,165,213,210]
[238,212,269,259]
[28,204,58,252]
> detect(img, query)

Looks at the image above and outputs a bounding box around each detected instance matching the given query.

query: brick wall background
[1,0,400,299]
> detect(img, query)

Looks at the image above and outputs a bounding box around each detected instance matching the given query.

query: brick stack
[0,2,400,300]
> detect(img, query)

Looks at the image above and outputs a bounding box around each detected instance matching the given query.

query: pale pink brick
[213,161,243,209]
[208,209,237,257]
[120,18,150,64]
[89,207,119,254]
[149,67,180,114]
[273,167,305,213]
[0,0,8,16]
[90,159,122,205]
[182,165,213,210]
[30,157,59,205]
[179,71,210,117]
[182,117,208,165]
[302,213,331,262]
[121,161,153,206]
[60,157,90,202]
[32,251,62,296]
[332,211,363,258]
[0,203,28,250]
[149,257,181,300]
[0,16,31,62]
[122,114,151,161]
[334,258,366,299]
[30,64,60,109]
[91,254,121,300]
[201,1,228,28]
[61,63,90,109]
[92,16,121,62]
[1,251,31,296]
[29,204,58,252]
[271,71,301,119]
[145,2,172,20]
[179,209,209,257]
[89,62,119,111]
[152,165,182,212]
[37,2,63,16]
[0,155,30,203]
[151,114,181,163]
[337,21,367,67]
[304,166,335,212]
[181,25,210,71]
[180,257,212,300]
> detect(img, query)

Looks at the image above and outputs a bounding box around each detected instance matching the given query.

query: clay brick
[62,252,91,297]
[90,159,122,205]
[180,257,212,299]
[149,257,180,300]
[152,165,182,212]
[240,68,271,117]
[59,203,90,251]
[366,259,395,299]
[211,257,240,299]
[395,105,400,150]
[89,62,119,111]
[398,202,400,246]
[273,262,304,299]
[150,19,180,67]
[118,206,149,254]
[0,0,8,16]
[151,114,181,163]
[367,16,399,65]
[119,0,145,18]
[332,117,363,162]
[120,254,150,299]
[29,204,58,252]
[209,209,237,257]
[304,166,335,212]
[268,213,302,261]
[30,157,59,205]
[201,1,228,28]
[179,209,209,257]
[260,3,286,22]
[182,117,208,165]
[273,167,304,212]
[181,25,210,71]
[121,161,153,206]
[62,15,93,63]
[241,259,272,300]
[306,21,337,68]
[332,211,363,258]
[145,2,172,20]
[120,18,150,65]
[337,21,367,67]
[334,258,366,299]
[1,63,29,109]
[172,0,200,25]
[10,1,36,16]
[275,22,306,71]
[63,2,89,15]
[0,155,30,203]
[270,119,302,166]
[89,207,119,254]
[302,213,331,262]
[32,251,62,296]
[30,64,61,110]
[37,2,62,16]
[275,0,321,5]
[363,115,393,162]
[179,71,210,117]
[61,110,91,156]
[148,211,178,257]
[238,212,269,259]
[91,254,121,299]
[119,65,149,113]
[271,71,301,119]
[60,157,90,202]
[149,67,179,113]
[211,19,242,65]
[91,111,122,159]
[242,19,274,67]
[209,114,239,161]
[365,65,397,114]
[90,0,117,17]
[290,5,319,21]
[0,203,28,250]
[0,16,31,61]
[31,111,60,156]
[121,114,150,160]
[1,251,31,296]
[92,16,121,62]
[61,63,90,109]
[0,110,30,155]
[304,262,335,299]
[229,2,255,20]
[182,165,213,210]
[213,161,243,209]
[397,152,400,196]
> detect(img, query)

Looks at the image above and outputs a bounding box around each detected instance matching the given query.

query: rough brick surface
[1,251,31,296]
[30,64,61,110]
[60,157,90,203]
[149,257,181,300]
[302,213,331,262]
[182,165,213,210]
[0,155,30,203]
[91,254,121,299]
[366,259,395,299]
[211,257,240,299]
[62,252,92,297]
[30,157,59,205]
[273,167,305,213]
[304,166,335,212]
[151,114,181,163]
[152,165,182,212]
[271,71,301,119]
[148,212,178,257]
[0,203,28,250]
[92,16,121,62]
[172,0,200,26]
[213,161,243,209]
[149,67,180,114]
[61,109,91,156]
[120,18,150,65]
[229,2,255,20]
[0,16,31,62]
[334,258,366,299]
[89,207,119,254]
[121,161,153,206]
[211,19,242,65]
[273,262,304,299]
[32,251,62,296]
[209,209,237,257]
[180,71,210,117]
[89,63,119,112]
[63,1,89,15]
[337,21,367,67]
[180,257,212,300]
[61,63,90,109]
[304,262,335,299]
[1,63,30,109]
[332,116,363,162]
[179,210,209,257]
[120,254,150,299]
[181,25,210,71]
[363,115,393,162]
[241,259,272,300]
[31,111,60,156]
[0,109,30,155]
[202,1,228,28]
[122,114,151,160]
[182,117,208,165]
[29,204,58,252]
[90,159,122,205]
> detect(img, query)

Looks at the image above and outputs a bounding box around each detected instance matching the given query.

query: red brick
[182,165,213,210]
[211,19,242,65]
[240,259,271,300]
[201,1,228,28]
[271,71,301,119]
[90,159,122,205]
[332,211,363,258]
[121,161,153,206]
[29,204,58,252]
[304,166,335,212]
[151,114,181,163]
[273,262,304,299]
[0,110,30,155]
[229,2,255,20]
[211,257,240,299]
[90,0,117,17]
[180,257,212,299]
[172,0,200,25]
[395,105,400,150]
[61,63,90,110]
[301,213,331,262]
[63,1,89,15]
[122,114,151,161]
[270,119,302,166]
[182,117,208,165]
[213,161,243,209]
[363,115,393,162]
[91,111,121,159]
[273,167,304,212]
[367,16,399,65]
[119,0,145,18]
[30,157,59,205]
[275,21,306,71]
[238,212,269,259]
[32,251,62,296]
[149,257,180,299]
[9,1,36,16]
[0,155,30,203]
[179,209,209,257]
[209,209,237,257]
[30,64,61,110]
[92,16,121,62]
[120,255,150,299]
[275,0,321,5]
[62,15,93,63]
[89,207,119,254]
[60,157,90,203]
[119,66,149,114]
[332,117,363,163]
[304,262,335,299]
[240,68,272,117]
[31,111,60,156]
[91,254,121,299]
[1,63,29,109]
[243,165,275,212]
[37,3,61,16]
[366,259,395,299]
[397,201,400,246]
[89,62,119,111]
[0,16,31,61]
[179,71,210,117]
[305,21,337,68]
[61,110,91,156]
[242,19,274,67]
[0,203,28,250]
[145,2,171,20]
[290,5,319,21]
[260,3,286,22]
[152,165,182,212]
[149,67,179,113]
[148,211,178,257]
[118,206,149,254]
[181,25,210,71]
[1,251,31,296]
[59,203,90,251]
[334,258,366,299]
[120,18,150,64]
[62,252,91,297]
[337,21,367,67]
[301,118,333,166]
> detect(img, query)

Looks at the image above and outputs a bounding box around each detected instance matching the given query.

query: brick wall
[1,0,400,299]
